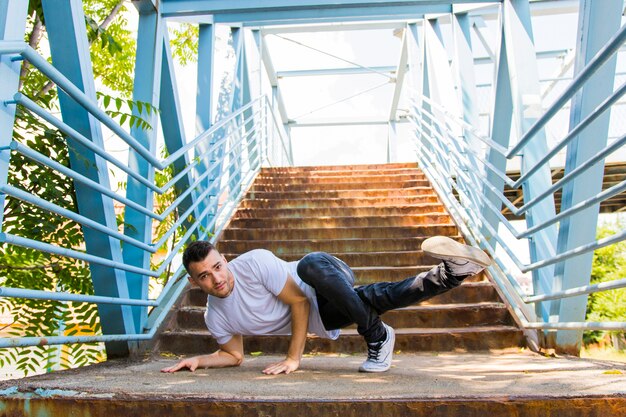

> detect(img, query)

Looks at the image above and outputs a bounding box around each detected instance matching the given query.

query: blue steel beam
[501,0,558,347]
[551,0,623,353]
[123,6,163,334]
[41,0,136,357]
[195,23,215,233]
[159,1,496,22]
[160,30,201,241]
[0,0,27,228]
[389,27,408,121]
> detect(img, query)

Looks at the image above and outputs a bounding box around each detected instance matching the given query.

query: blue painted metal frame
[124,3,164,336]
[0,0,28,228]
[41,0,136,357]
[550,0,622,351]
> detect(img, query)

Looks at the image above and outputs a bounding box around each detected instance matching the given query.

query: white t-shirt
[204,249,340,345]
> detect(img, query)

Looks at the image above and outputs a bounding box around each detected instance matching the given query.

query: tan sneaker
[422,236,491,277]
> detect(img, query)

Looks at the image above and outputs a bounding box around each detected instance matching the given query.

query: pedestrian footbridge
[0,1,625,415]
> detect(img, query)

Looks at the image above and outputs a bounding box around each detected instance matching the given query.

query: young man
[161,236,491,375]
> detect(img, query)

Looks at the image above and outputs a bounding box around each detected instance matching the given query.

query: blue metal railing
[408,23,626,334]
[0,40,292,349]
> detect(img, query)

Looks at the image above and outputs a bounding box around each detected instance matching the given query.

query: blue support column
[551,0,622,353]
[195,23,215,232]
[0,0,28,227]
[423,18,458,192]
[480,9,513,246]
[228,27,245,186]
[123,5,163,333]
[41,0,135,357]
[503,0,558,340]
[451,10,483,213]
[160,31,200,240]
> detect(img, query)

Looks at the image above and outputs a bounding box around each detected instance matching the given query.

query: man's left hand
[262,357,300,375]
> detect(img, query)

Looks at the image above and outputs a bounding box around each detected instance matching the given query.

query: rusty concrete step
[246,186,435,200]
[216,236,462,254]
[219,224,459,240]
[158,326,525,355]
[228,214,453,229]
[233,204,446,219]
[184,281,498,308]
[176,302,514,331]
[239,195,441,209]
[220,251,447,268]
[255,172,427,184]
[260,162,417,173]
[251,179,431,192]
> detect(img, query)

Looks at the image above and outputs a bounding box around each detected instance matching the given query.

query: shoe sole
[421,236,492,268]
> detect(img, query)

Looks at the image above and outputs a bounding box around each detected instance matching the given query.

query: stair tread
[163,325,521,337]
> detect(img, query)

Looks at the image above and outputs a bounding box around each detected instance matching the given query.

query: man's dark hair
[182,241,216,272]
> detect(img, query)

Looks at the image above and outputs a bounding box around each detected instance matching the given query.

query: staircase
[157,163,525,355]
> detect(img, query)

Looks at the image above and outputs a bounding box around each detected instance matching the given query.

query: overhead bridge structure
[0,0,625,413]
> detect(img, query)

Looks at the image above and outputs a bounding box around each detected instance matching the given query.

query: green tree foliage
[0,0,165,378]
[584,219,626,346]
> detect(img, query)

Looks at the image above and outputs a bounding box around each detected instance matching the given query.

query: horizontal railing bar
[417,152,534,315]
[513,80,626,188]
[14,93,161,194]
[151,145,263,276]
[0,233,159,277]
[414,117,522,216]
[0,333,152,349]
[12,141,162,220]
[517,130,626,215]
[519,179,626,238]
[525,277,626,303]
[14,45,163,168]
[410,105,516,188]
[523,321,626,330]
[158,110,265,218]
[508,22,626,157]
[413,94,509,157]
[0,184,155,253]
[523,229,626,273]
[0,287,157,306]
[161,98,262,168]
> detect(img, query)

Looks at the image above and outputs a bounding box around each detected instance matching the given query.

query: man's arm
[161,334,244,372]
[262,275,310,375]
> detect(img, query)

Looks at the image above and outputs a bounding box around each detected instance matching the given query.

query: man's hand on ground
[262,357,300,375]
[161,357,200,373]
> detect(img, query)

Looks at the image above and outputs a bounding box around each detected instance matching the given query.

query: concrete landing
[1,351,625,416]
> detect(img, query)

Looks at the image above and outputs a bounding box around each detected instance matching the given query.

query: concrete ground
[1,349,625,401]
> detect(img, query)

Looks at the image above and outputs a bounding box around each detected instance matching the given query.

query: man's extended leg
[356,236,492,315]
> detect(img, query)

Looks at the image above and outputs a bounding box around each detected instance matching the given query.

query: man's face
[187,249,234,298]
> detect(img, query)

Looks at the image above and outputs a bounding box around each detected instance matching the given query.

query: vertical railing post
[0,0,28,227]
[195,22,215,233]
[480,4,512,246]
[123,3,163,334]
[551,0,622,353]
[503,0,559,345]
[423,18,458,193]
[41,0,136,357]
[160,31,200,241]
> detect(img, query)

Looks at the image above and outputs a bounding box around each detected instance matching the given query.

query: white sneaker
[421,236,492,277]
[358,323,395,373]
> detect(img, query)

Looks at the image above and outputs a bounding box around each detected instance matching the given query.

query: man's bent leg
[297,252,386,343]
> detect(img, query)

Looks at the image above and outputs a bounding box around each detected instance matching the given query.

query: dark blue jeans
[296,252,462,343]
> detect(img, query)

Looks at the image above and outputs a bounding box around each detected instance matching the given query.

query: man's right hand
[161,357,200,373]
